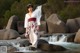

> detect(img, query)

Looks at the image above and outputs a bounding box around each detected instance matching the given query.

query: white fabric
[33,5,42,25]
[24,5,42,28]
[24,5,42,48]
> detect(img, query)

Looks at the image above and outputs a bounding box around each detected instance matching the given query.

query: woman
[24,4,42,50]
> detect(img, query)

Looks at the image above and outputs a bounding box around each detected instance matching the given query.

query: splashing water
[49,34,67,43]
[58,34,67,42]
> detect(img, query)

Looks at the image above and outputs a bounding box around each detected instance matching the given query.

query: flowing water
[12,5,80,53]
[44,34,80,53]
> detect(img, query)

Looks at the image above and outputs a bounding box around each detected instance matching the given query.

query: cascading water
[49,34,67,43]
[47,34,80,52]
[49,35,58,42]
[58,34,67,42]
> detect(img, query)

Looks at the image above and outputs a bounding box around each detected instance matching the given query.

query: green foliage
[0,0,80,29]
[4,10,12,26]
[47,0,65,13]
[0,0,17,29]
[59,5,80,22]
[35,0,47,5]
[0,0,16,17]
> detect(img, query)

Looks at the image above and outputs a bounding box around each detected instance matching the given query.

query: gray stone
[52,44,66,51]
[75,17,80,27]
[7,46,16,53]
[67,33,76,42]
[39,43,66,51]
[37,39,49,49]
[47,14,67,34]
[74,29,80,43]
[39,21,47,33]
[6,15,19,31]
[0,29,20,40]
[17,21,25,34]
[66,19,79,33]
[0,29,7,39]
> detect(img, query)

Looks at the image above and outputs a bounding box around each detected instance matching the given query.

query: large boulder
[66,19,79,33]
[0,29,7,39]
[0,29,20,40]
[39,21,48,33]
[67,33,76,42]
[75,17,80,27]
[46,14,67,34]
[17,21,25,34]
[37,39,66,51]
[6,15,19,31]
[37,39,49,49]
[39,43,66,51]
[74,29,80,43]
[52,44,66,51]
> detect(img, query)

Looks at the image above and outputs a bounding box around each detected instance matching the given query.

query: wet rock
[7,46,16,53]
[66,19,79,33]
[67,33,76,42]
[37,39,66,51]
[39,43,52,51]
[47,14,67,34]
[0,29,20,40]
[39,43,66,51]
[6,15,19,31]
[19,40,30,47]
[37,39,49,49]
[52,44,66,51]
[74,29,80,43]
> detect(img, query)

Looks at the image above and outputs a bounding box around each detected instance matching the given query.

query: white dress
[24,5,42,48]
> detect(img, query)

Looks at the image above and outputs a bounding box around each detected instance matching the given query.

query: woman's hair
[27,4,33,9]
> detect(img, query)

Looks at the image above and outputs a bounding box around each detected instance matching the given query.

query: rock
[19,40,30,47]
[0,29,20,40]
[74,29,80,43]
[0,29,7,39]
[20,33,28,39]
[7,46,16,53]
[46,14,67,34]
[17,21,25,34]
[37,39,49,49]
[66,19,79,33]
[38,31,46,37]
[39,21,48,33]
[52,44,66,51]
[67,33,76,42]
[39,43,66,51]
[6,15,19,31]
[75,17,80,27]
[39,43,52,51]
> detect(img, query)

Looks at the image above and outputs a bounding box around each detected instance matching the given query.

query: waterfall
[49,34,67,43]
[49,35,58,42]
[58,34,67,42]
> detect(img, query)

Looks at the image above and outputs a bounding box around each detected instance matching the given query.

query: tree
[59,5,80,22]
[47,0,65,13]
